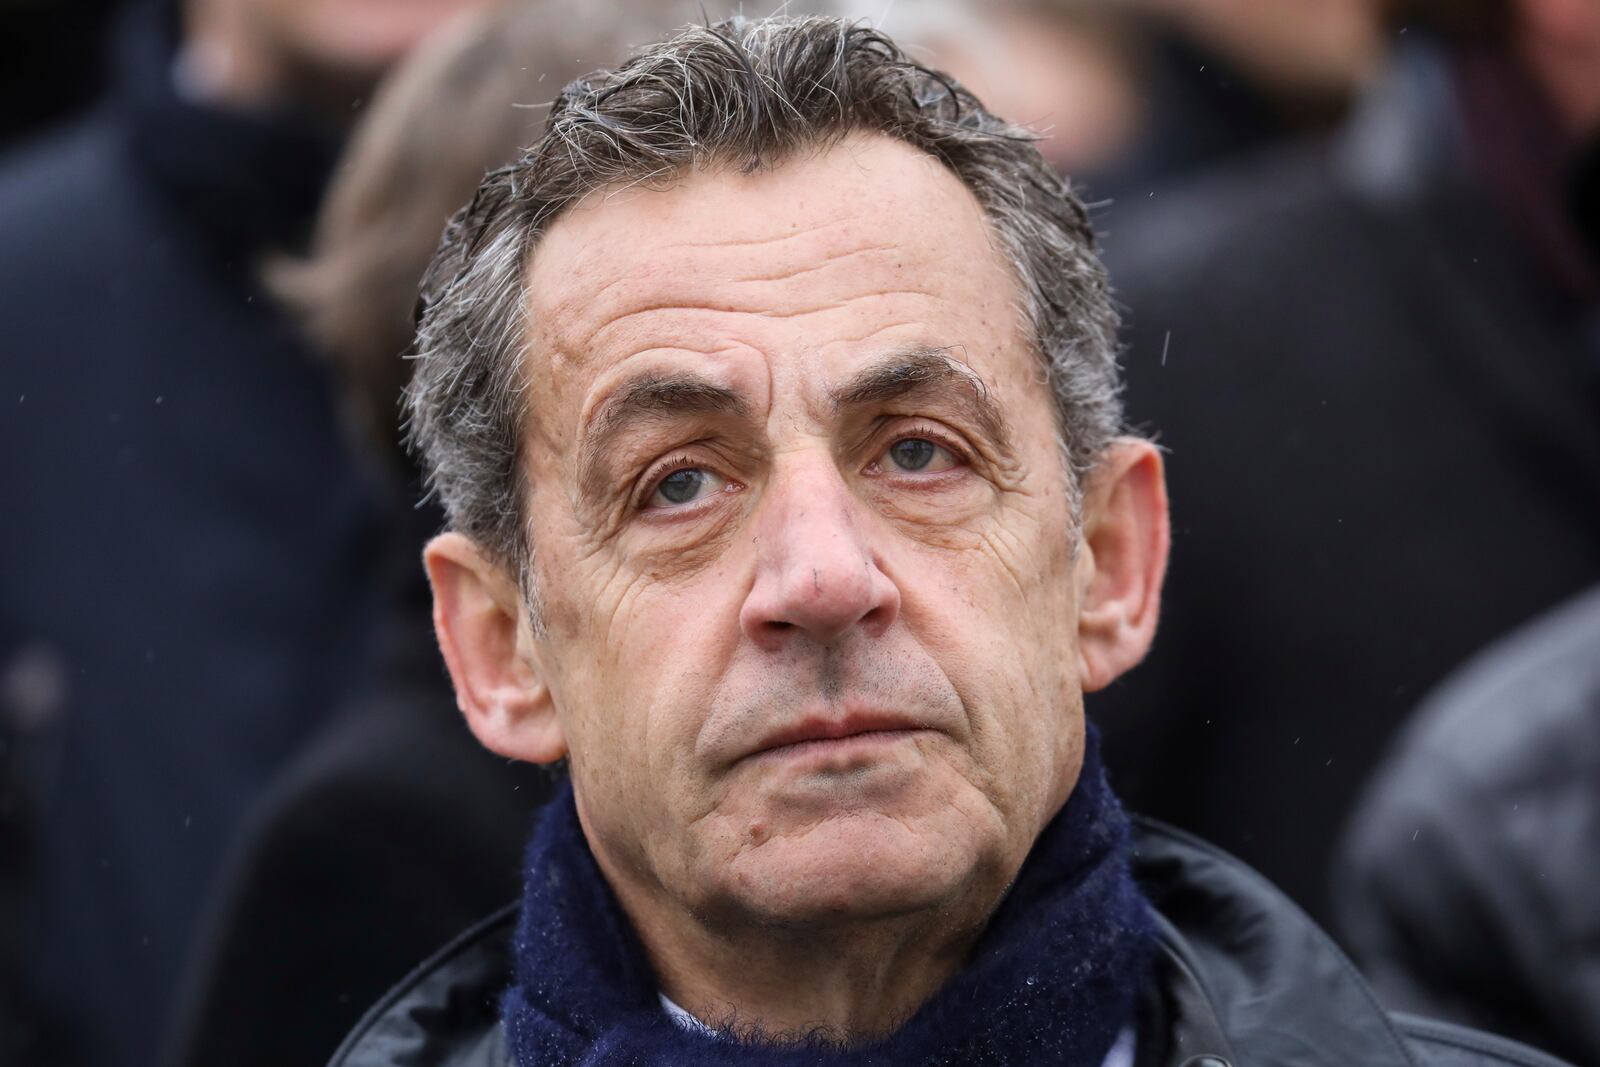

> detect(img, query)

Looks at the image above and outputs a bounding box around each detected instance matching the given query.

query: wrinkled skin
[427,134,1167,1036]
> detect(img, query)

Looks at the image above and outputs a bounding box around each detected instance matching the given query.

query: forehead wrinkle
[538,201,871,331]
[576,372,751,504]
[537,217,924,361]
[540,272,942,376]
[531,180,976,381]
[625,288,938,324]
[668,211,867,249]
[732,242,890,284]
[830,345,1015,454]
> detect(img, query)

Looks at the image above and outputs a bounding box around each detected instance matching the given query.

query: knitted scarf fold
[502,726,1153,1066]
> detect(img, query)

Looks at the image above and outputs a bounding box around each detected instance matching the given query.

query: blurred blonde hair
[270,0,699,460]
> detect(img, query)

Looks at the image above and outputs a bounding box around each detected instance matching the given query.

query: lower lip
[750,729,933,765]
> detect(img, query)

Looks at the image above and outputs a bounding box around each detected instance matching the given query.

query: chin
[716,807,994,926]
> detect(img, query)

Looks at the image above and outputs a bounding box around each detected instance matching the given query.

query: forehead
[522,134,1031,425]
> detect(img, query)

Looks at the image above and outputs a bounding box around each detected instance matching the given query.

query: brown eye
[882,437,958,474]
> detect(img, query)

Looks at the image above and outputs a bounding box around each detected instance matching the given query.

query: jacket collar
[332,820,1418,1067]
[499,748,1151,1067]
[1132,818,1417,1067]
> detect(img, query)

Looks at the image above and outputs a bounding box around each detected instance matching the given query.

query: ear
[1074,440,1170,693]
[423,532,567,764]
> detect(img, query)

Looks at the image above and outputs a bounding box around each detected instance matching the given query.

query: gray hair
[406,13,1125,594]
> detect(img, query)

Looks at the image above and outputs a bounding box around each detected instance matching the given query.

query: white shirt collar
[660,992,1137,1065]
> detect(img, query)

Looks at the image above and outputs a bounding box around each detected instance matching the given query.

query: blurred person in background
[1096,0,1600,926]
[1336,583,1600,1065]
[154,5,708,1064]
[904,0,1382,205]
[1107,0,1382,192]
[880,0,1147,178]
[0,0,487,1063]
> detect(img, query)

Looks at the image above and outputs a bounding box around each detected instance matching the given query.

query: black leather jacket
[1336,584,1600,1065]
[328,822,1572,1067]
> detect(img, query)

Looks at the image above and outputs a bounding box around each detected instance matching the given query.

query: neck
[627,889,997,1041]
[502,736,1150,1066]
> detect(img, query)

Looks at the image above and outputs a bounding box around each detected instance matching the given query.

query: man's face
[474,136,1110,929]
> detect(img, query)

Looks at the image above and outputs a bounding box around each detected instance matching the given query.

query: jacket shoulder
[1131,821,1581,1067]
[0,111,128,231]
[327,904,515,1067]
[1368,584,1600,788]
[1398,1014,1576,1067]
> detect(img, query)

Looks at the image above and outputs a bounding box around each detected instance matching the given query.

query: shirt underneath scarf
[502,726,1154,1065]
[659,995,1137,1065]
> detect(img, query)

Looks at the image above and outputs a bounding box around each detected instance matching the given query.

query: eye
[645,466,728,509]
[881,436,960,474]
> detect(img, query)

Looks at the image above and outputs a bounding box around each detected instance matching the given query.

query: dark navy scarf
[502,727,1154,1066]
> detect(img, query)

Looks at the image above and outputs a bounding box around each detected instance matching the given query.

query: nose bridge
[760,453,871,600]
[741,450,898,646]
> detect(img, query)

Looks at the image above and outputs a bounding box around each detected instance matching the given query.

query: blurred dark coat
[0,7,383,1065]
[1335,584,1600,1066]
[160,541,552,1067]
[1095,44,1600,924]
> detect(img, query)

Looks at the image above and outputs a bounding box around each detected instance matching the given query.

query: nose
[739,460,901,650]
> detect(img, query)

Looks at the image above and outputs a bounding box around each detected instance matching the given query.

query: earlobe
[423,532,568,764]
[1075,441,1170,693]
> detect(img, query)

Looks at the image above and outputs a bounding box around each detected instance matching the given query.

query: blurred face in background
[1514,0,1600,135]
[1149,0,1383,99]
[914,5,1144,175]
[238,0,488,76]
[897,0,1383,179]
[185,0,491,114]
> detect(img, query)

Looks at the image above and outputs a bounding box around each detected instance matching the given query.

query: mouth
[745,712,934,763]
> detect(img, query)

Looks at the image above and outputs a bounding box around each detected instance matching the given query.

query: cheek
[565,594,750,891]
[547,543,747,802]
[899,502,1081,814]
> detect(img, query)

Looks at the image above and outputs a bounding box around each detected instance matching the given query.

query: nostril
[859,602,894,636]
[749,618,796,644]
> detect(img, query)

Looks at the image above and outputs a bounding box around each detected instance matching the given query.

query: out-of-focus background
[1,1,1595,1065]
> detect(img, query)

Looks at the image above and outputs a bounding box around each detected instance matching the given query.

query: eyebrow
[831,345,1012,452]
[577,372,750,503]
[574,345,1011,506]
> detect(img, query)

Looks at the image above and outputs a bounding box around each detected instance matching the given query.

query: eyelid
[869,421,972,472]
[634,451,740,513]
[635,453,697,509]
[631,421,968,510]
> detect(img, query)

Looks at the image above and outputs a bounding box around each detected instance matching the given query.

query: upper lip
[746,710,929,759]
